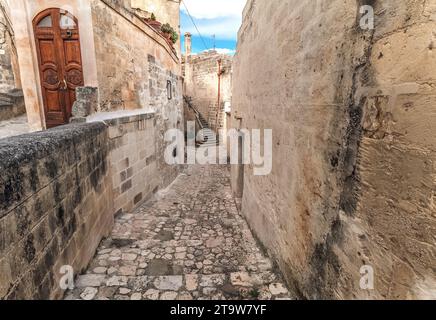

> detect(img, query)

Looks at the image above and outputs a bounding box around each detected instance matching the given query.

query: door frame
[32,7,83,128]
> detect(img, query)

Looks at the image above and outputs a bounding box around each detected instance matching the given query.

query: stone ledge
[0,122,106,172]
[86,110,155,126]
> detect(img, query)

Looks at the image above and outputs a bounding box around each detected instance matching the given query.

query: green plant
[249,288,260,299]
[170,30,179,44]
[150,13,156,21]
[161,23,173,34]
[161,23,179,44]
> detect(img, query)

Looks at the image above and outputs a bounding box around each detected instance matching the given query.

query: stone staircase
[184,96,218,148]
[0,92,14,106]
[0,89,25,121]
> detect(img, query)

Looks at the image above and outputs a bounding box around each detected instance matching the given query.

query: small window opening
[37,15,52,28]
[167,80,172,100]
[60,13,76,29]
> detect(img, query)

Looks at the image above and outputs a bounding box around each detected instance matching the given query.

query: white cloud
[212,48,236,55]
[181,0,246,41]
[182,16,241,39]
[181,0,246,19]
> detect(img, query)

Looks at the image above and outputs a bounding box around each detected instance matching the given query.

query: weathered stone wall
[184,50,232,129]
[130,0,182,56]
[148,54,184,186]
[91,0,181,112]
[91,0,183,188]
[231,0,436,299]
[0,123,114,299]
[0,107,184,299]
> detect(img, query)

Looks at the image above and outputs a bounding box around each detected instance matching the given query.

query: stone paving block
[76,274,106,288]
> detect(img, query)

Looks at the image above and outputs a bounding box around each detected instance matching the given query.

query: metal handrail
[184,96,204,130]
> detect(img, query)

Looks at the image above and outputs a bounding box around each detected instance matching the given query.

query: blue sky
[180,0,246,55]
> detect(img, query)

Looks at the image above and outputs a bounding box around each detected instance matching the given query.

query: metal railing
[184,96,205,130]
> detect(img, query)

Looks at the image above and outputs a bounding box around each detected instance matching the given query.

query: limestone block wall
[91,0,181,112]
[184,51,232,129]
[231,0,436,299]
[0,123,114,299]
[130,0,182,57]
[0,109,181,299]
[106,113,159,215]
[148,54,184,187]
[92,0,183,187]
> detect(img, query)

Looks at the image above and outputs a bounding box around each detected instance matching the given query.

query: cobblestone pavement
[65,164,292,300]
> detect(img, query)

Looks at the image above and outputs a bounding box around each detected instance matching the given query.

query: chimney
[184,32,192,57]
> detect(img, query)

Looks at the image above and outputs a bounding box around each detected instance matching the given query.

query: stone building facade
[131,0,181,57]
[231,0,436,299]
[183,33,232,131]
[5,0,182,131]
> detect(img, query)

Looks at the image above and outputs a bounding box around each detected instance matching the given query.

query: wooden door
[33,9,84,128]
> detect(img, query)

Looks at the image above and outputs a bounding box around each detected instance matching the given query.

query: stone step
[0,101,13,107]
[201,140,217,144]
[0,91,20,106]
[198,137,217,142]
[200,144,218,147]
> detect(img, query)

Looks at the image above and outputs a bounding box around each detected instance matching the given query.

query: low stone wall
[105,113,158,215]
[0,110,176,299]
[0,123,114,299]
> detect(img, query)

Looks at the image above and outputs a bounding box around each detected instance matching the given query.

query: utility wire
[181,0,209,51]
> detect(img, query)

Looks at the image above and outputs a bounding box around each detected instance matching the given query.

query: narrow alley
[1,0,435,302]
[65,164,291,300]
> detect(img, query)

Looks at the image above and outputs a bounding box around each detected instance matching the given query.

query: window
[60,13,76,29]
[167,80,172,100]
[37,15,52,28]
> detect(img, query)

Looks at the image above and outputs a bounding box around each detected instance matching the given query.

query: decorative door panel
[62,36,84,118]
[33,9,84,128]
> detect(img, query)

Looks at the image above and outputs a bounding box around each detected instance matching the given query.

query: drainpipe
[215,58,222,135]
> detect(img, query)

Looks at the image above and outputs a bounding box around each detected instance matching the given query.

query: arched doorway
[33,8,84,128]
